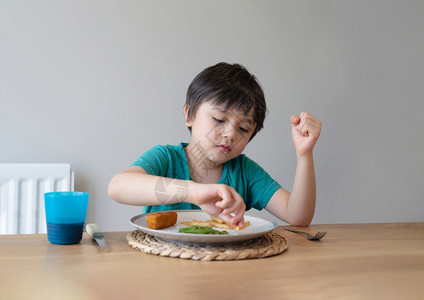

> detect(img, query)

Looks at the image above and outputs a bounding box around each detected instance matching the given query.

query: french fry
[235,221,251,231]
[210,222,231,229]
[210,216,224,224]
[181,220,212,227]
[180,218,251,231]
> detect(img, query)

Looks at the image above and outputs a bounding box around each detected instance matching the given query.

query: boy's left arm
[265,112,322,226]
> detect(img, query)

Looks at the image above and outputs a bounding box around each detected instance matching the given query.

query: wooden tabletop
[1,223,423,300]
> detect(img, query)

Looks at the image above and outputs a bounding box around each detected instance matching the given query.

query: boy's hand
[291,112,321,156]
[191,183,246,228]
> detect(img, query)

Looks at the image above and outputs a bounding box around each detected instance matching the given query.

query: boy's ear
[184,105,193,127]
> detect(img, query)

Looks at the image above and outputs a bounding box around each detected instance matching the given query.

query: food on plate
[181,216,250,231]
[146,211,178,229]
[210,216,225,224]
[181,220,229,228]
[178,225,229,235]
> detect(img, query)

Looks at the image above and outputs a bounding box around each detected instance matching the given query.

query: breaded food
[146,211,178,229]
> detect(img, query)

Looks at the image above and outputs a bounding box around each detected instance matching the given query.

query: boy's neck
[184,143,223,184]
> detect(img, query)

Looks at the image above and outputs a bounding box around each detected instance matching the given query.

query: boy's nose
[222,123,237,140]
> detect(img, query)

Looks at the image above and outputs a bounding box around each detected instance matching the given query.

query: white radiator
[0,163,74,234]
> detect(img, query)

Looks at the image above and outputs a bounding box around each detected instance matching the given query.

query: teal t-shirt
[131,143,281,214]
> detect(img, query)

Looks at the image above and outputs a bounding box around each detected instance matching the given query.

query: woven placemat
[126,230,288,261]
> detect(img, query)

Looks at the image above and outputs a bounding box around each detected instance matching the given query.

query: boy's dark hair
[185,62,267,140]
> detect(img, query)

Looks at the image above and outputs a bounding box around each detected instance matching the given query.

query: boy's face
[185,101,256,164]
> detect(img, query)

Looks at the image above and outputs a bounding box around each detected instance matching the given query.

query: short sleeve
[244,157,281,210]
[131,145,169,176]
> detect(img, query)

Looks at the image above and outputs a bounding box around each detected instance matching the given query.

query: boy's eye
[213,117,224,123]
[239,127,249,133]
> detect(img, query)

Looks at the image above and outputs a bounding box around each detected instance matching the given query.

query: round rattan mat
[127,230,288,261]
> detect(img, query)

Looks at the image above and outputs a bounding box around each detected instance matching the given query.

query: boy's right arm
[108,166,246,226]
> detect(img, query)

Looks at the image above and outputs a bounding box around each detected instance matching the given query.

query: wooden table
[1,223,423,299]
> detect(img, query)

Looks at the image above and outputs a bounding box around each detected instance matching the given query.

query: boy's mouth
[218,144,231,153]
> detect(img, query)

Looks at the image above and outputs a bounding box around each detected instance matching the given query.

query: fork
[283,228,327,241]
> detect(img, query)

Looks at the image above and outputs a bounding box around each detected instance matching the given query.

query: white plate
[130,210,277,245]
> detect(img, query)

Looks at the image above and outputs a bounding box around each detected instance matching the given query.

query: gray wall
[1,0,423,231]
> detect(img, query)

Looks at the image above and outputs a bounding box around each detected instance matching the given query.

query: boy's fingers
[217,188,245,225]
[217,213,234,225]
[229,191,246,225]
[292,112,321,133]
[223,200,245,220]
[291,115,300,127]
[215,187,231,208]
[292,115,306,137]
[299,113,321,136]
[223,191,243,212]
[219,210,244,227]
[232,208,245,227]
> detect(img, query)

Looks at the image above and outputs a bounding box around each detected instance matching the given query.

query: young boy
[108,62,321,227]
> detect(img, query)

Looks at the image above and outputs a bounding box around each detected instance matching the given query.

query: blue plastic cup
[44,191,89,245]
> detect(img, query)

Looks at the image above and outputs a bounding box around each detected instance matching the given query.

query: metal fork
[283,228,327,241]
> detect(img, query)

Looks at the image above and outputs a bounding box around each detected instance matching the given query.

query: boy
[108,62,321,227]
